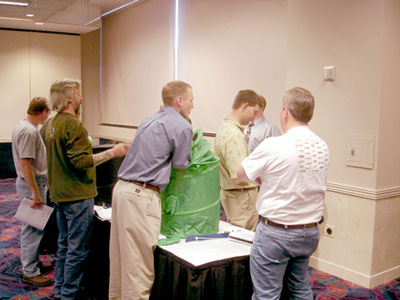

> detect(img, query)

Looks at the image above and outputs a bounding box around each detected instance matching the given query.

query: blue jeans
[250,221,320,300]
[54,198,94,300]
[16,176,46,277]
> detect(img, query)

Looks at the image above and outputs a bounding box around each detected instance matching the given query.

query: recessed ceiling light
[35,22,44,25]
[26,14,34,17]
[0,1,29,6]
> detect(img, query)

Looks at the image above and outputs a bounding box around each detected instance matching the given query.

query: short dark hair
[282,87,314,123]
[258,95,267,110]
[232,89,261,109]
[27,97,50,115]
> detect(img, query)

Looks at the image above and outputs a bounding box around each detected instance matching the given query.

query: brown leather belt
[227,186,258,192]
[260,216,321,229]
[120,179,160,193]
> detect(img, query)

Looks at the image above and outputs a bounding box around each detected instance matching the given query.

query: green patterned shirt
[214,117,258,190]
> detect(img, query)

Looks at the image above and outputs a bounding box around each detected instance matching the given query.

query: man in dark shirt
[46,79,129,300]
[109,80,194,300]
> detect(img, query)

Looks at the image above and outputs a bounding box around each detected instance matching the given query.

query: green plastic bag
[158,129,220,246]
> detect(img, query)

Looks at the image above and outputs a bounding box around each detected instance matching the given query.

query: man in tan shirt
[214,90,261,231]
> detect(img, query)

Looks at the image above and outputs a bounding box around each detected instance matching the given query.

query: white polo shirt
[241,126,329,225]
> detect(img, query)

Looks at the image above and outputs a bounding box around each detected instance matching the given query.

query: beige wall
[377,0,400,190]
[0,29,81,141]
[81,0,400,288]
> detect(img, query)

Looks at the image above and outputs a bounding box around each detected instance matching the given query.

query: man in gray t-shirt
[11,97,52,286]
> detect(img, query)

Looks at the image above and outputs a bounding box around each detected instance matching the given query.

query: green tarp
[158,129,220,246]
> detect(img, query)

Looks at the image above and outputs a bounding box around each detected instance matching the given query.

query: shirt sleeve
[65,121,94,170]
[171,127,192,169]
[224,132,249,179]
[17,129,37,160]
[241,143,268,182]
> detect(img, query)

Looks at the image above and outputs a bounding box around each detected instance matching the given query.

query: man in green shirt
[214,90,261,231]
[45,79,129,300]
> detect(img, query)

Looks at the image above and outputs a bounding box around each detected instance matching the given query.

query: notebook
[14,197,54,231]
[228,230,255,246]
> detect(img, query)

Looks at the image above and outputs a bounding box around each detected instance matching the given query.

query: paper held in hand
[14,197,54,231]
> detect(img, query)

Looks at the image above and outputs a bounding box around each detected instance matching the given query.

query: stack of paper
[14,198,54,231]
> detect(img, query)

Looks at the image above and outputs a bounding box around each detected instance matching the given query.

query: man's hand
[111,143,130,157]
[31,193,44,208]
[236,164,251,183]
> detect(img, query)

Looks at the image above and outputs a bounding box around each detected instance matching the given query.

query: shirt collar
[224,116,245,132]
[285,125,309,135]
[254,116,265,126]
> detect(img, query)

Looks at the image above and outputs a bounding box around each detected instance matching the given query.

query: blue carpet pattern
[0,178,399,299]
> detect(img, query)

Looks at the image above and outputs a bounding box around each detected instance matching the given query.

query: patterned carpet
[0,178,56,300]
[1,177,400,300]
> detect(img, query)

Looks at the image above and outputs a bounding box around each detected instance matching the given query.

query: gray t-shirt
[12,119,47,178]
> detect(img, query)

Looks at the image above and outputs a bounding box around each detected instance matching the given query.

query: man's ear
[241,102,249,111]
[283,107,289,122]
[176,96,183,106]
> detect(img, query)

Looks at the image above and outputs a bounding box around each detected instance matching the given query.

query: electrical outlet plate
[324,225,335,238]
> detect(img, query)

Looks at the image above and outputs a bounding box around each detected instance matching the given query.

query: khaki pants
[221,187,258,231]
[109,180,161,300]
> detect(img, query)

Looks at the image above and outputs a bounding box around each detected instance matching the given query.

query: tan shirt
[214,117,258,190]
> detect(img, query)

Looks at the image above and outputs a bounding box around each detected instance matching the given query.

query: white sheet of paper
[14,197,54,231]
[159,221,253,266]
[94,205,112,222]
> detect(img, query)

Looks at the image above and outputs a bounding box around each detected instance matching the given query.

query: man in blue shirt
[109,80,194,300]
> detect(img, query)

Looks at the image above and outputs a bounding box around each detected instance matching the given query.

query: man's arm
[236,164,251,184]
[237,162,262,185]
[93,143,130,167]
[19,158,43,208]
[171,128,192,169]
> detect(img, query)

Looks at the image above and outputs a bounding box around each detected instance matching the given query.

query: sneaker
[39,261,53,274]
[22,274,52,286]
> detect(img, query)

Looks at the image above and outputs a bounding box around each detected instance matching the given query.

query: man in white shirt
[237,87,329,300]
[245,95,281,153]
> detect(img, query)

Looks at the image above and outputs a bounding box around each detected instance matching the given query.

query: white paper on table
[14,197,54,231]
[159,221,253,267]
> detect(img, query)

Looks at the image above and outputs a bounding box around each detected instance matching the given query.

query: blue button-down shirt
[118,106,192,191]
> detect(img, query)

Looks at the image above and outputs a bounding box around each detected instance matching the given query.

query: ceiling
[0,0,141,34]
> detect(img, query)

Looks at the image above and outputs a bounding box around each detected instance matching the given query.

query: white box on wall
[345,133,375,169]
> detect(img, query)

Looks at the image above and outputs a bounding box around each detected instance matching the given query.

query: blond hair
[162,81,192,106]
[49,79,81,112]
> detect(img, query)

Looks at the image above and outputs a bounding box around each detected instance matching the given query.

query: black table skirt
[84,217,253,300]
[150,247,253,300]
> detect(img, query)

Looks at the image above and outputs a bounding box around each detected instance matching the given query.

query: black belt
[260,216,323,229]
[120,179,160,193]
